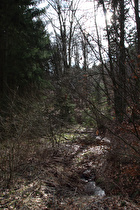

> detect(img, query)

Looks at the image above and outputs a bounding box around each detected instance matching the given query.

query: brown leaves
[96,129,99,136]
[121,164,140,177]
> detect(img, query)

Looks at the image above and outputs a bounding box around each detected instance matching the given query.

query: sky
[37,0,110,33]
[37,0,135,66]
[37,0,114,66]
[38,0,135,38]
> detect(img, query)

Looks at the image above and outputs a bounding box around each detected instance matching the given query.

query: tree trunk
[117,0,126,122]
[132,0,140,121]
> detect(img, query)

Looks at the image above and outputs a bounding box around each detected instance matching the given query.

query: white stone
[94,186,105,197]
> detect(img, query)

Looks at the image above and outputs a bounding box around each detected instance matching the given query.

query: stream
[70,134,111,197]
[83,136,111,197]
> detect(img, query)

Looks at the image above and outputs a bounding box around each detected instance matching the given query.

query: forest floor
[0,125,140,209]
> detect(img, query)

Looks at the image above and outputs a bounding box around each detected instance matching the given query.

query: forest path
[0,126,139,209]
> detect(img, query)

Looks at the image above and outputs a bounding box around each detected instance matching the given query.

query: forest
[0,0,140,209]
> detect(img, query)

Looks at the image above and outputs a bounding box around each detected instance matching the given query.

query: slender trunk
[134,0,140,56]
[102,2,115,84]
[62,21,68,74]
[102,2,120,120]
[57,4,68,75]
[132,0,140,121]
[94,3,111,108]
[68,21,73,68]
[0,2,9,96]
[117,0,126,122]
[82,38,88,71]
[74,42,80,67]
[101,0,126,122]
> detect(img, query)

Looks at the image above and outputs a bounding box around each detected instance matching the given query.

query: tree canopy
[0,0,51,95]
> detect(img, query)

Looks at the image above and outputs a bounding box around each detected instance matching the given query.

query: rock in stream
[85,181,105,197]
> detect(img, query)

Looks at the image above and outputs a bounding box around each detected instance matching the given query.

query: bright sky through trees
[37,0,135,67]
[38,0,113,35]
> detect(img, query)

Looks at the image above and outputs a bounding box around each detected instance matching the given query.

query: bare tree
[46,0,80,75]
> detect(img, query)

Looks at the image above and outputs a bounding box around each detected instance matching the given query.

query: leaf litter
[0,126,140,209]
